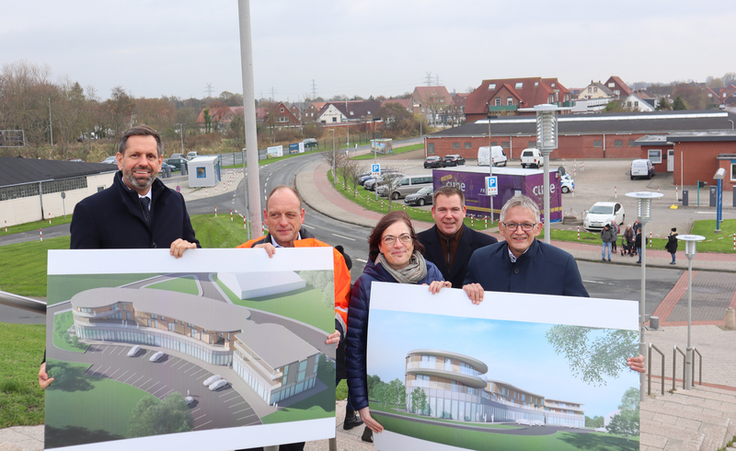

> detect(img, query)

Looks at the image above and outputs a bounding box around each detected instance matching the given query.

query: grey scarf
[377,250,427,284]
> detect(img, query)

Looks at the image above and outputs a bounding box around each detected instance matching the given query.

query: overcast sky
[4,1,736,102]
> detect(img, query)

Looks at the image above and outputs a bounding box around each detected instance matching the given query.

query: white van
[630,159,654,180]
[377,174,433,200]
[520,148,544,168]
[477,146,508,166]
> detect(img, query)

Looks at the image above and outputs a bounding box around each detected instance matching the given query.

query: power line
[204,83,214,97]
[425,72,433,86]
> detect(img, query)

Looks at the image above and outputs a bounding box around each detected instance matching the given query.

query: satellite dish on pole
[558,166,566,176]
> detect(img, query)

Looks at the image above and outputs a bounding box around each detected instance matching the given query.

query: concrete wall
[0,172,115,227]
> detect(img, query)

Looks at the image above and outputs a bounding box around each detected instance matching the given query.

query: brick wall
[641,141,736,189]
[425,133,646,161]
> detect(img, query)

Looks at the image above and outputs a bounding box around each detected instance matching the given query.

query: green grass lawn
[45,360,157,442]
[0,323,46,428]
[374,414,639,451]
[51,311,88,353]
[146,275,199,294]
[350,143,424,160]
[0,236,70,297]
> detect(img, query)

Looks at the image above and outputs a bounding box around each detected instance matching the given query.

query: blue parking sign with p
[371,163,380,176]
[486,176,498,196]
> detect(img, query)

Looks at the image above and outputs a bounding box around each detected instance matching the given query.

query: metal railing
[648,343,665,396]
[693,348,702,386]
[673,346,686,390]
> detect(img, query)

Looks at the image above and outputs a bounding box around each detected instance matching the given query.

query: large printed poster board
[45,248,336,450]
[366,282,641,451]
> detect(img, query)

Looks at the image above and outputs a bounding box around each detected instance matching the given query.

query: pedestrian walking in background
[635,231,643,264]
[665,227,679,265]
[601,224,614,262]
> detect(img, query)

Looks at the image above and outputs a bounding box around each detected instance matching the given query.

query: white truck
[477,146,508,166]
[520,148,544,168]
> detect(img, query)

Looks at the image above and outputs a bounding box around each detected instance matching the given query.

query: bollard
[614,186,617,199]
[675,184,678,200]
[48,212,51,224]
[215,206,217,217]
[649,316,659,330]
[243,216,246,230]
[577,226,580,240]
[206,188,208,196]
[649,231,652,247]
[5,220,7,232]
[725,308,736,330]
[581,161,584,172]
[471,215,474,227]
[230,209,233,222]
[40,228,43,242]
[485,217,488,228]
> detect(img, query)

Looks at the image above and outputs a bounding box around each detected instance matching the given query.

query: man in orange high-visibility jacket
[236,185,357,451]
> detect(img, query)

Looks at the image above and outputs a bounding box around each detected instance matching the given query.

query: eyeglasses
[382,234,412,246]
[502,222,537,232]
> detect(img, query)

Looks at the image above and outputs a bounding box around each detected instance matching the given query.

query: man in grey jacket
[601,223,615,262]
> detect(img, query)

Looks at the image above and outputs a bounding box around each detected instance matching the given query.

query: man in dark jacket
[463,194,588,299]
[39,125,199,389]
[418,186,497,288]
[665,227,678,264]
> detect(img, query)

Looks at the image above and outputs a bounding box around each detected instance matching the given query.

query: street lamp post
[330,128,336,186]
[519,104,571,243]
[676,234,705,390]
[714,168,725,232]
[487,112,494,224]
[625,191,664,402]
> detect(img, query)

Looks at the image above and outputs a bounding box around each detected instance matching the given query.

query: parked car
[520,148,544,168]
[443,154,466,166]
[377,174,433,200]
[630,159,655,180]
[184,396,195,406]
[203,374,222,386]
[166,157,189,171]
[101,156,117,164]
[423,156,444,168]
[560,174,574,193]
[357,168,399,186]
[170,153,184,159]
[149,351,165,362]
[158,162,174,175]
[584,201,625,232]
[186,151,199,160]
[364,172,404,191]
[208,379,228,391]
[404,186,434,206]
[127,345,141,357]
[477,146,508,167]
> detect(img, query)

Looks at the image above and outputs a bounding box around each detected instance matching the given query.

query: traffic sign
[485,176,498,196]
[371,163,380,177]
[176,185,181,193]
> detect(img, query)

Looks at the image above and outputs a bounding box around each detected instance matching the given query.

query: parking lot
[374,151,735,238]
[82,343,261,430]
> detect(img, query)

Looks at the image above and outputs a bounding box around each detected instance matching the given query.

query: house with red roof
[408,86,456,126]
[604,76,633,98]
[464,77,572,122]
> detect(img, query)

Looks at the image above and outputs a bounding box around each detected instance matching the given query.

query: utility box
[682,189,688,207]
[710,186,717,207]
[432,166,562,222]
[187,155,221,188]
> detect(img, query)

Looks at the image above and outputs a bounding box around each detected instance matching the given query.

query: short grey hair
[499,195,540,223]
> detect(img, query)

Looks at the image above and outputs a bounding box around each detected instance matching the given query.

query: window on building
[488,83,496,90]
[515,82,523,89]
[507,97,514,106]
[502,142,509,148]
[428,143,435,155]
[731,161,736,181]
[594,87,598,93]
[332,117,336,122]
[453,142,460,149]
[634,101,639,107]
[588,87,592,93]
[529,141,537,148]
[593,140,602,147]
[464,142,472,149]
[629,139,637,147]
[608,82,615,88]
[648,149,662,164]
[280,107,284,112]
[491,141,497,146]
[495,98,501,106]
[614,140,623,147]
[535,82,539,86]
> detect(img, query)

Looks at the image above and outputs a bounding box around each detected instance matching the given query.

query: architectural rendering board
[366,282,641,451]
[45,248,336,451]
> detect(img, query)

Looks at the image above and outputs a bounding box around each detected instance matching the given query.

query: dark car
[423,156,444,169]
[158,162,175,175]
[166,157,189,171]
[443,154,465,166]
[404,186,434,206]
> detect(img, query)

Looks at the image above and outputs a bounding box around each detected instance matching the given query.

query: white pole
[238,0,262,236]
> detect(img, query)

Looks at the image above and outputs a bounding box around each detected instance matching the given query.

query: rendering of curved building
[70,286,321,406]
[404,349,584,427]
[405,349,489,422]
